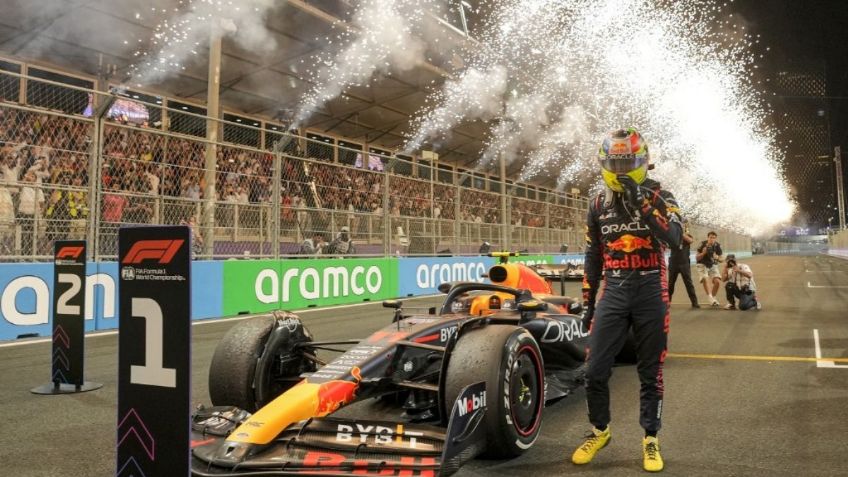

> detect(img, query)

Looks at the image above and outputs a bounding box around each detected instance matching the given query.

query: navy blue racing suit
[581,178,682,433]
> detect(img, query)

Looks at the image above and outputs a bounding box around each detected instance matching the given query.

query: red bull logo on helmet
[606,234,653,253]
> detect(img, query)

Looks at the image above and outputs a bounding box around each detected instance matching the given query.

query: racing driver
[571,128,682,472]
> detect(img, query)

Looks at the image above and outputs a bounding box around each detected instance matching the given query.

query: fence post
[89,95,116,261]
[383,171,390,256]
[203,33,223,259]
[86,117,101,261]
[272,152,282,258]
[454,183,461,254]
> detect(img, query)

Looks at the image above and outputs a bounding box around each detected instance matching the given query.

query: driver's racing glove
[617,174,648,212]
[582,289,594,332]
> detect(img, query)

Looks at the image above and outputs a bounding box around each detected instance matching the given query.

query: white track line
[0,294,441,349]
[807,281,848,289]
[813,329,848,369]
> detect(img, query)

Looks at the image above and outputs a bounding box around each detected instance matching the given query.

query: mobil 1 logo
[117,227,191,477]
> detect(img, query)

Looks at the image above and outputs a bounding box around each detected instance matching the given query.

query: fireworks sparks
[292,0,446,128]
[128,0,278,86]
[404,0,793,234]
[125,0,794,234]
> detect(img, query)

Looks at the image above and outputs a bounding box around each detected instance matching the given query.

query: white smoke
[293,0,440,127]
[130,0,280,86]
[404,0,794,234]
[406,65,508,153]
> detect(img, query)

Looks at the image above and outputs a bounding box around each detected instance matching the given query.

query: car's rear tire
[444,325,545,458]
[208,313,315,412]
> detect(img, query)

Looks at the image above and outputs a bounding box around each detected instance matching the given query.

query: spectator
[722,254,761,310]
[479,241,491,254]
[326,225,355,255]
[67,175,88,239]
[101,179,128,255]
[668,222,700,308]
[17,171,44,256]
[181,216,203,259]
[300,232,325,255]
[45,171,74,246]
[695,231,723,307]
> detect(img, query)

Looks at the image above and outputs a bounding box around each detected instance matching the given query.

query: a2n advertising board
[0,261,221,341]
[2,251,655,341]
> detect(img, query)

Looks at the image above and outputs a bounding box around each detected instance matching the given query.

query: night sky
[732,0,848,226]
[735,0,848,139]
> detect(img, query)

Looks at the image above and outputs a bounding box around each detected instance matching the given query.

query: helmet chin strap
[602,185,617,209]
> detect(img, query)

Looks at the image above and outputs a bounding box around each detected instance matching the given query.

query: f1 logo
[122,240,185,265]
[56,246,84,259]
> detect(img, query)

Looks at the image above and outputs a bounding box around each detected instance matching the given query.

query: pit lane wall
[0,252,745,341]
[828,230,848,259]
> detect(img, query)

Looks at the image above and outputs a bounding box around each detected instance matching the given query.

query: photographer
[299,232,325,256]
[325,226,356,255]
[721,254,761,310]
[695,231,723,307]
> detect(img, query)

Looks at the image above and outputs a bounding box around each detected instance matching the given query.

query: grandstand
[0,57,592,260]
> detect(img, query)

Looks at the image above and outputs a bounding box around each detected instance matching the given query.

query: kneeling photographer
[721,254,761,310]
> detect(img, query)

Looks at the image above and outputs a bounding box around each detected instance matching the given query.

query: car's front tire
[208,312,315,412]
[444,325,545,457]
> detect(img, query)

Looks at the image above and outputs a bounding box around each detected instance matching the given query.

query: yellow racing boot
[571,427,611,464]
[642,436,664,472]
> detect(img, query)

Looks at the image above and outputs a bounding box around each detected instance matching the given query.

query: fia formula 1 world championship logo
[122,240,185,265]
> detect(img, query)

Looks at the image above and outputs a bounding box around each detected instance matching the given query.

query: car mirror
[567,302,583,315]
[382,300,401,309]
[516,300,548,312]
[437,282,452,294]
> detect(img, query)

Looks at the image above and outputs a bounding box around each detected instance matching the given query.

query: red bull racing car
[191,253,635,476]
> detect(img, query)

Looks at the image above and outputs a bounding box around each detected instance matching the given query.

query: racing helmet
[598,127,650,192]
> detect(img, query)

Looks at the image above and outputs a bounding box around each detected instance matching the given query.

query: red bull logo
[604,252,660,270]
[609,142,629,155]
[315,367,361,416]
[606,234,653,253]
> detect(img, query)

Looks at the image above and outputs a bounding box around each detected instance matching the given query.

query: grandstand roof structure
[0,0,519,178]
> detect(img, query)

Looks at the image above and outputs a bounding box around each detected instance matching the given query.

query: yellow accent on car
[227,382,322,445]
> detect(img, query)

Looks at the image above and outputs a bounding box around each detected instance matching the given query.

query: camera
[725,253,737,268]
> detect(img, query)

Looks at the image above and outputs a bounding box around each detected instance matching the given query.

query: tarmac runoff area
[1,254,847,476]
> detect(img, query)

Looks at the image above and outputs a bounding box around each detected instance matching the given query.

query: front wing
[191,382,487,477]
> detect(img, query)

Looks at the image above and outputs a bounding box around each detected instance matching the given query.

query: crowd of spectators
[0,101,585,256]
[0,108,92,255]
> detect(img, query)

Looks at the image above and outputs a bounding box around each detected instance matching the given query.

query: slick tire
[208,313,315,412]
[445,325,545,458]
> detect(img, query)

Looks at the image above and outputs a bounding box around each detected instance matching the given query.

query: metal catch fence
[3,66,762,262]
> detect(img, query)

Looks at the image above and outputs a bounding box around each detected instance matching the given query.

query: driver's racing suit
[581,178,682,433]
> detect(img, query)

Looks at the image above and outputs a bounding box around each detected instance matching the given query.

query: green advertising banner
[510,255,554,266]
[222,258,399,316]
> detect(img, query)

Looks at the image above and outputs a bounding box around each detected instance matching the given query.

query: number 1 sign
[117,227,191,477]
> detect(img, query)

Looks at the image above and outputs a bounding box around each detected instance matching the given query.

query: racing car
[191,253,634,476]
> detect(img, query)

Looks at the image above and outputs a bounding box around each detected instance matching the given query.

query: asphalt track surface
[2,254,848,477]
